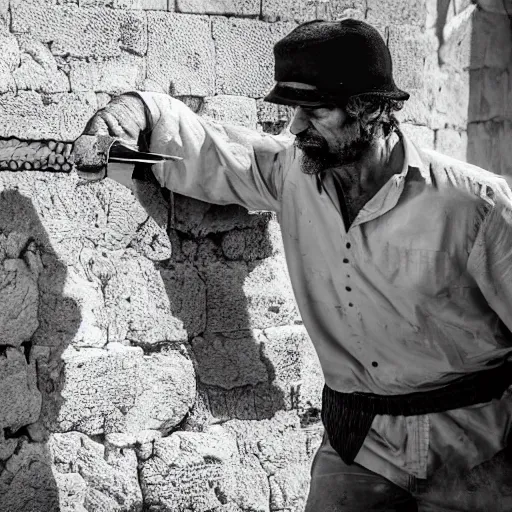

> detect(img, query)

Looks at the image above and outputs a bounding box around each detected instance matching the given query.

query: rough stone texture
[0,440,61,512]
[82,0,169,8]
[147,13,215,96]
[0,348,42,435]
[469,67,511,123]
[213,18,296,97]
[400,123,435,150]
[177,0,260,15]
[11,4,147,58]
[367,0,427,26]
[160,262,207,338]
[70,54,146,94]
[140,425,270,511]
[49,432,143,512]
[0,237,40,347]
[13,35,70,94]
[200,95,258,129]
[173,193,272,236]
[435,128,468,161]
[388,25,427,92]
[0,91,98,141]
[261,326,323,413]
[203,256,299,333]
[262,0,364,22]
[221,218,283,261]
[191,330,269,389]
[224,412,323,512]
[468,121,512,176]
[47,343,195,435]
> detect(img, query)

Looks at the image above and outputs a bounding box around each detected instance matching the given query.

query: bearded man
[81,19,512,512]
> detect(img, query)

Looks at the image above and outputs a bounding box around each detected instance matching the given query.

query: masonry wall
[0,1,510,511]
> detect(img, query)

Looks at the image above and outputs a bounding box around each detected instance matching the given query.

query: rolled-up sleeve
[467,186,512,332]
[134,91,296,213]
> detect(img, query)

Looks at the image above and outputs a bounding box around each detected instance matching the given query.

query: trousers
[304,434,512,512]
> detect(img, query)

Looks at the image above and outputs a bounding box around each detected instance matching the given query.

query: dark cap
[265,19,410,107]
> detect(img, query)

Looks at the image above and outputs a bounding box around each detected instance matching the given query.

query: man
[81,19,512,512]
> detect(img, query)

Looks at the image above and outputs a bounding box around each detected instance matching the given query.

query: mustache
[294,128,326,149]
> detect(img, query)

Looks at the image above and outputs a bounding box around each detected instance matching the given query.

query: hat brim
[264,83,410,106]
[264,83,330,107]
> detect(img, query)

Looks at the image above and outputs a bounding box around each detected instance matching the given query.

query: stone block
[70,53,146,94]
[100,250,187,344]
[213,17,296,97]
[225,411,323,511]
[261,0,317,21]
[48,432,143,512]
[429,68,470,130]
[13,36,70,94]
[435,128,468,161]
[468,120,512,176]
[477,0,512,14]
[261,325,323,412]
[160,262,207,338]
[0,60,16,93]
[176,0,260,15]
[11,4,147,58]
[49,343,195,434]
[0,348,42,434]
[400,123,435,149]
[0,242,40,347]
[82,0,169,7]
[173,193,272,236]
[191,331,269,389]
[147,12,215,96]
[256,99,294,124]
[438,4,475,70]
[366,0,427,26]
[468,68,511,123]
[0,91,98,141]
[203,256,299,333]
[470,10,512,70]
[0,30,20,70]
[140,425,270,511]
[199,95,258,129]
[388,25,427,92]
[0,172,172,352]
[0,440,61,512]
[221,218,283,261]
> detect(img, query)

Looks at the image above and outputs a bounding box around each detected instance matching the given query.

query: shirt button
[348,302,354,307]
[345,286,352,292]
[372,361,379,368]
[346,242,351,249]
[343,258,349,264]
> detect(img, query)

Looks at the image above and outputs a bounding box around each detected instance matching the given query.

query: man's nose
[289,107,310,135]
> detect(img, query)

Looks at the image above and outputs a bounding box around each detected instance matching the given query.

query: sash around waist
[321,363,512,465]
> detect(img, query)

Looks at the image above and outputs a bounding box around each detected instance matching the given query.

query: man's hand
[83,94,147,147]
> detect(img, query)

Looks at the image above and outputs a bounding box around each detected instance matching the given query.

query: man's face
[291,105,375,174]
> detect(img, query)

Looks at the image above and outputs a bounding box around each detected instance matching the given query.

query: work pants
[305,434,512,512]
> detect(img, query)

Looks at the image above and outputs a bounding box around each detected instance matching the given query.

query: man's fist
[83,94,148,147]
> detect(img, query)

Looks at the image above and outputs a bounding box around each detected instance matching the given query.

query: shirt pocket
[370,243,462,296]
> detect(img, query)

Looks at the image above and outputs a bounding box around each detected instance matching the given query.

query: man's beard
[294,119,375,175]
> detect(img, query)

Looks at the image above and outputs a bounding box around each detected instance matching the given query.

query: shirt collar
[398,131,432,185]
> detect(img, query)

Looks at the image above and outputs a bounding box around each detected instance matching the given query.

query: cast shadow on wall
[0,189,81,511]
[133,165,292,426]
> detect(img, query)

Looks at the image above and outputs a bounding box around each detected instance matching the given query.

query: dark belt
[321,362,512,465]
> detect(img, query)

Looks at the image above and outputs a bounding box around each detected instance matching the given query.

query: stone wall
[0,1,510,511]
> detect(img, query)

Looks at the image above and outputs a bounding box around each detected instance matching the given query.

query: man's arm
[85,91,297,213]
[467,189,512,332]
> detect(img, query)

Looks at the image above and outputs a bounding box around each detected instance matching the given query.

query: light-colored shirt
[136,91,512,488]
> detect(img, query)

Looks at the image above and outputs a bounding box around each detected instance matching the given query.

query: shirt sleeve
[467,183,512,332]
[133,91,297,213]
